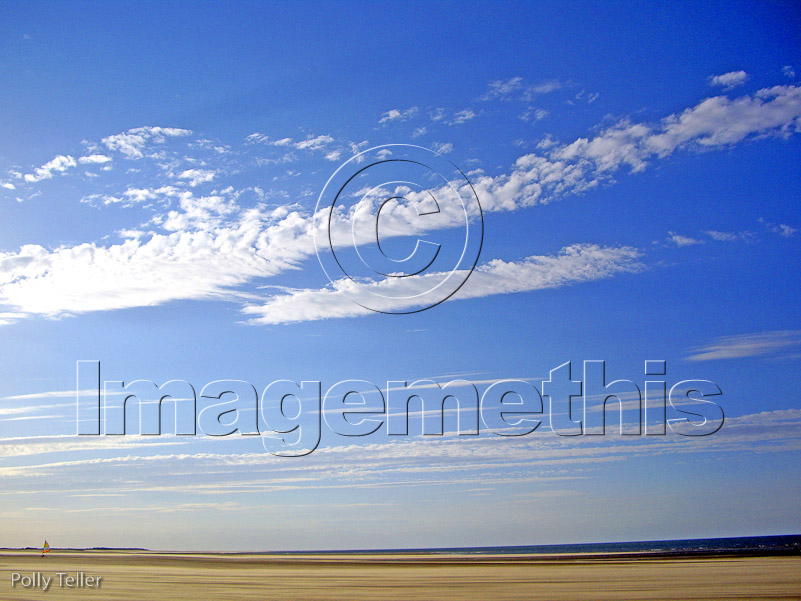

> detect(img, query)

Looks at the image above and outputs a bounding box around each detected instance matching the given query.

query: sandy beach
[1,550,799,601]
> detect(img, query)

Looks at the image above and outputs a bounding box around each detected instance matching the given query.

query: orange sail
[42,540,50,556]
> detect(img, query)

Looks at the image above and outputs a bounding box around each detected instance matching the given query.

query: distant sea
[13,534,800,556]
[282,534,801,556]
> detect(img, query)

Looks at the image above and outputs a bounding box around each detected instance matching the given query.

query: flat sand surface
[1,551,800,600]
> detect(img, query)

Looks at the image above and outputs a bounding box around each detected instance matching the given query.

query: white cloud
[177,168,216,187]
[77,154,112,165]
[702,218,795,243]
[666,231,704,247]
[483,78,564,102]
[245,133,270,144]
[80,185,183,207]
[686,330,801,361]
[411,127,427,138]
[704,229,752,242]
[79,193,122,205]
[294,134,334,151]
[245,134,294,147]
[0,311,25,325]
[0,402,70,418]
[429,108,447,122]
[0,197,321,318]
[10,404,798,495]
[525,79,563,97]
[248,132,345,161]
[101,126,191,159]
[3,85,800,325]
[519,107,548,122]
[1,182,15,190]
[783,65,795,79]
[705,230,737,242]
[241,244,642,325]
[451,109,476,124]
[379,107,419,123]
[432,142,453,154]
[121,188,157,203]
[160,190,238,232]
[0,434,187,463]
[481,77,524,100]
[759,217,797,238]
[23,155,77,183]
[417,108,476,126]
[709,70,748,89]
[545,84,801,186]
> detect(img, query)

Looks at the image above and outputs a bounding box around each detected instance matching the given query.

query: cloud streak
[686,330,801,361]
[241,244,642,324]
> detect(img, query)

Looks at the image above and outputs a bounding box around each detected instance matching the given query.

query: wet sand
[1,550,800,600]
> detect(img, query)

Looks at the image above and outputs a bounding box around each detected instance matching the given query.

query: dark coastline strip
[2,547,799,568]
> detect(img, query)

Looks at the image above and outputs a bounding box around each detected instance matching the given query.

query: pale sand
[1,551,800,600]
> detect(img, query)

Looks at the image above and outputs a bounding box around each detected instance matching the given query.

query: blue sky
[0,1,800,551]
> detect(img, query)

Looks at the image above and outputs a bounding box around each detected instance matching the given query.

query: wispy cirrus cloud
[245,132,363,163]
[518,107,549,122]
[481,76,524,100]
[428,107,479,125]
[241,244,643,325]
[379,107,419,123]
[3,407,800,499]
[686,330,801,361]
[666,217,797,245]
[451,109,476,124]
[759,217,797,238]
[666,231,704,247]
[431,141,453,154]
[704,229,754,242]
[481,77,565,101]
